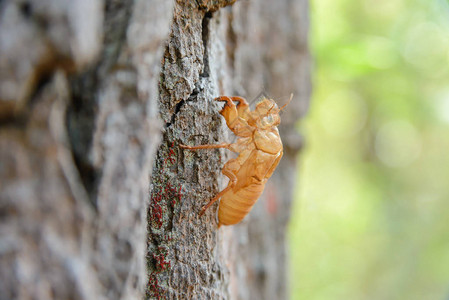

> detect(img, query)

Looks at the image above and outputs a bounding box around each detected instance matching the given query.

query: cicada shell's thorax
[217,181,265,226]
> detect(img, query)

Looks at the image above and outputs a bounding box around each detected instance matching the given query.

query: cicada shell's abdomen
[217,182,265,226]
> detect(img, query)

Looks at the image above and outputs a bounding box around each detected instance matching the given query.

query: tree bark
[0,0,309,299]
[149,0,310,299]
[0,0,172,299]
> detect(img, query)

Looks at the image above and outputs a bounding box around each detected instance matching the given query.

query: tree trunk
[0,0,309,299]
[149,0,310,299]
[0,0,172,299]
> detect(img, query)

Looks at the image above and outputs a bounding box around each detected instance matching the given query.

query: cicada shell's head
[250,95,292,129]
[249,99,280,129]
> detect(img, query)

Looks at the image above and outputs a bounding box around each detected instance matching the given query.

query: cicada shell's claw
[198,206,207,217]
[214,96,228,101]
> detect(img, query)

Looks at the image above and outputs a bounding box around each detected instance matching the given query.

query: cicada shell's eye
[259,114,274,128]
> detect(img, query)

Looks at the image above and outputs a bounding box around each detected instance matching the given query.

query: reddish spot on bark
[148,140,185,298]
[163,234,172,242]
[163,141,177,165]
[148,274,165,299]
[150,190,164,228]
[177,185,182,202]
[150,181,183,228]
[153,247,171,271]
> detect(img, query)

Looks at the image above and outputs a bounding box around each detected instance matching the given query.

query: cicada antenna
[279,93,293,112]
[250,90,271,107]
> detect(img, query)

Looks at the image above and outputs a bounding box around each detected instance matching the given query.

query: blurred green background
[289,0,449,299]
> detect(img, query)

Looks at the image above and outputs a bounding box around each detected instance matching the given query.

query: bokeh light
[290,0,449,299]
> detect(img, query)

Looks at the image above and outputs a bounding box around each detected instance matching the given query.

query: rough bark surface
[0,0,309,299]
[149,0,310,299]
[0,0,172,299]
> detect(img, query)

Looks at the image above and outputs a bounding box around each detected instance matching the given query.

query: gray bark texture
[0,0,309,299]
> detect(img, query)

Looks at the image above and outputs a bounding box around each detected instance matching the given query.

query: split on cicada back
[248,93,293,128]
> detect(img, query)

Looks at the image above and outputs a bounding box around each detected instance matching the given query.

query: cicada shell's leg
[214,96,234,104]
[229,96,250,121]
[215,96,249,119]
[214,96,253,137]
[179,143,231,150]
[199,163,237,217]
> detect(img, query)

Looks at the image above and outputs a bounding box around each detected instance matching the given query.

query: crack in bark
[200,11,213,78]
[66,0,135,209]
[165,83,202,128]
[165,99,186,128]
[67,70,100,209]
